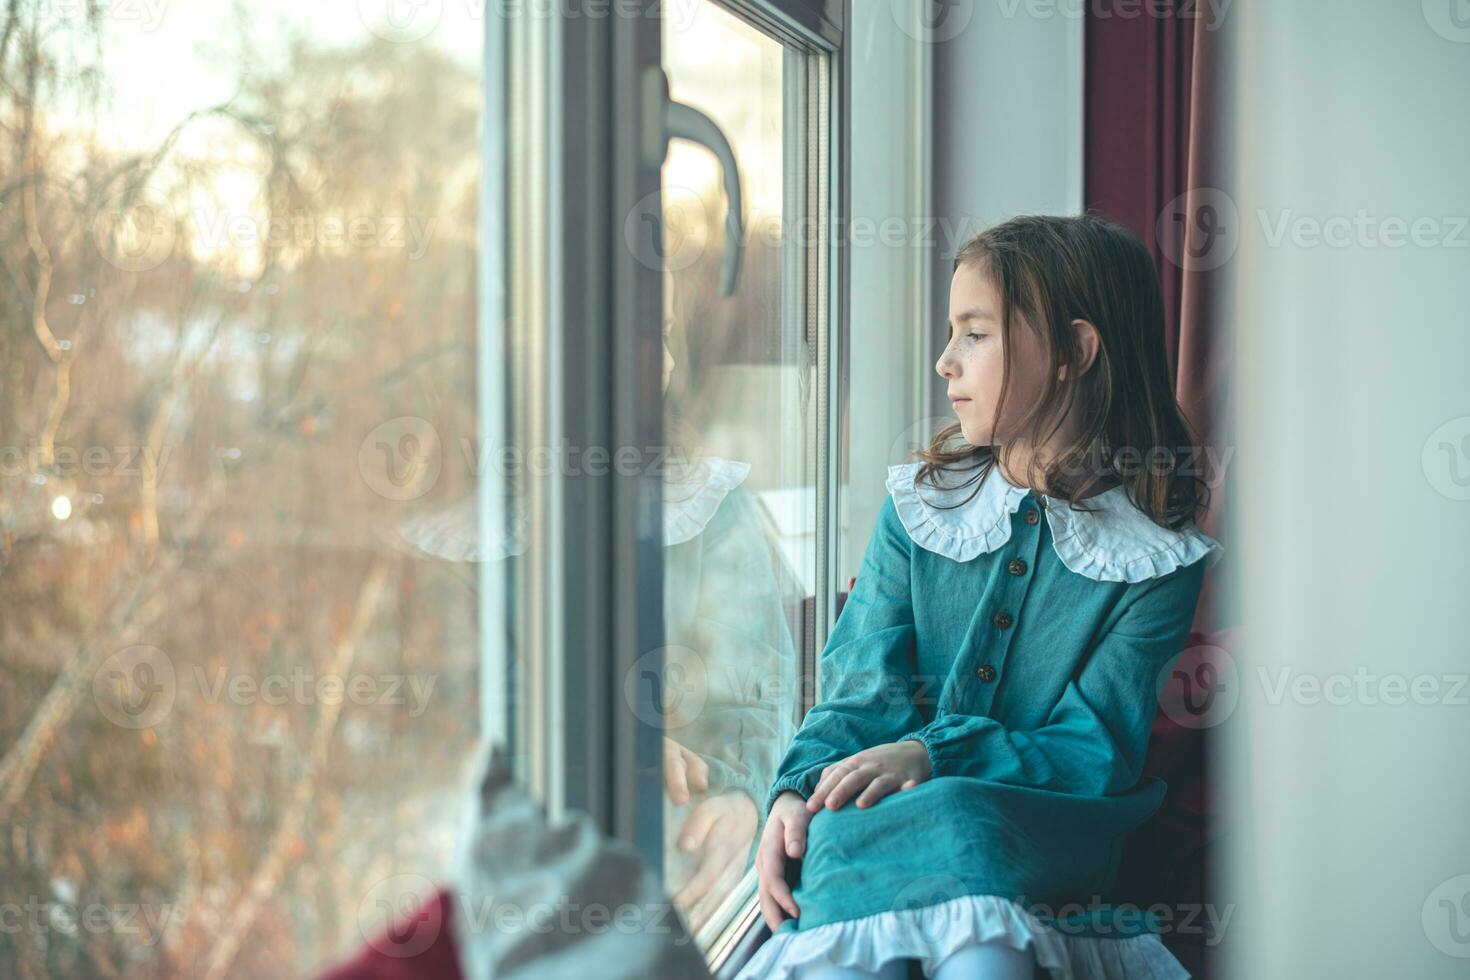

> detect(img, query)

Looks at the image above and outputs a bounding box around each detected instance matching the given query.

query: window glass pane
[661,0,814,943]
[0,5,481,975]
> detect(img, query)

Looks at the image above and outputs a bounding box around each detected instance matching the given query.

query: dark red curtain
[1084,3,1195,372]
[1084,5,1230,636]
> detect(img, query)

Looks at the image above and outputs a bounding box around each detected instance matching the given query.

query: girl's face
[662,267,677,394]
[936,259,1053,448]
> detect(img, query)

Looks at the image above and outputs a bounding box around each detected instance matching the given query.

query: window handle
[642,67,745,296]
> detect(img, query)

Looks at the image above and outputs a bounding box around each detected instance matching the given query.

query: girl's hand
[806,740,932,812]
[671,791,758,914]
[756,791,812,932]
[663,736,710,805]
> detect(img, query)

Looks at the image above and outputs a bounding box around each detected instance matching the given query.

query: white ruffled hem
[734,894,1190,980]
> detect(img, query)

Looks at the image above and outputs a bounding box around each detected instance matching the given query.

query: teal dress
[740,459,1223,980]
[660,457,800,910]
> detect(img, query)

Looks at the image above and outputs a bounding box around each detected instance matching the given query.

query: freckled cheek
[957,352,1001,411]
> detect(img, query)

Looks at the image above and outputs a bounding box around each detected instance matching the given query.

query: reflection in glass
[658,271,800,938]
[660,0,815,941]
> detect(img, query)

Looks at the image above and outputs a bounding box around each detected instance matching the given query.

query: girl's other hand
[662,736,710,805]
[672,791,758,914]
[756,791,812,932]
[806,740,932,812]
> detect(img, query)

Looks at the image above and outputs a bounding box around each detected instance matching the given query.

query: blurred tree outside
[0,3,482,976]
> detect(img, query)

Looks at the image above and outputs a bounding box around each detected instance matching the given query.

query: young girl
[738,214,1224,980]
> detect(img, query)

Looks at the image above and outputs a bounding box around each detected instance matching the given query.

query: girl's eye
[966,332,985,341]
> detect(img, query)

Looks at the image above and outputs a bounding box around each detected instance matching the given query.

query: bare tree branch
[202,557,394,980]
[21,156,72,468]
[0,572,160,819]
[0,459,230,820]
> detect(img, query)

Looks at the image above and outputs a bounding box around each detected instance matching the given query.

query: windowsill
[705,888,769,978]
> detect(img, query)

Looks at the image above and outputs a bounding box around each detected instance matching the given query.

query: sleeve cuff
[764,768,822,817]
[700,756,746,798]
[897,727,941,779]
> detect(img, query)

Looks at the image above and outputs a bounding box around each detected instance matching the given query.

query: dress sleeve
[680,492,798,806]
[898,556,1207,797]
[764,495,927,815]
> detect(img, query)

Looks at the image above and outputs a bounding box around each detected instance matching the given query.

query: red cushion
[1114,626,1239,979]
[316,888,463,980]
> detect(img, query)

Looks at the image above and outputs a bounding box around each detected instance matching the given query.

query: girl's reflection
[394,265,798,936]
[660,266,797,931]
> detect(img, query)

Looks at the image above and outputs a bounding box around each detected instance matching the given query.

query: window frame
[482,0,850,969]
[668,0,850,969]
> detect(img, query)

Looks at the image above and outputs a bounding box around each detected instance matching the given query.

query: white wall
[843,1,935,581]
[1220,1,1470,975]
[844,0,1083,582]
[928,0,1084,418]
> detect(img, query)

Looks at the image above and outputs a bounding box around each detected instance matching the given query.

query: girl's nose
[935,350,957,380]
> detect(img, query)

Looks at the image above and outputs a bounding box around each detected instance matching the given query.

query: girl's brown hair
[915,213,1211,531]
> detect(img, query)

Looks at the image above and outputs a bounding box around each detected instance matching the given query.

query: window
[487,0,842,967]
[658,0,829,949]
[0,3,482,975]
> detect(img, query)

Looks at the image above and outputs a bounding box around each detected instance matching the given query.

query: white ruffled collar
[396,456,751,560]
[395,494,528,563]
[885,459,1223,583]
[662,455,751,546]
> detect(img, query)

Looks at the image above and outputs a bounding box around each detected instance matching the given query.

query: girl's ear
[1067,318,1102,378]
